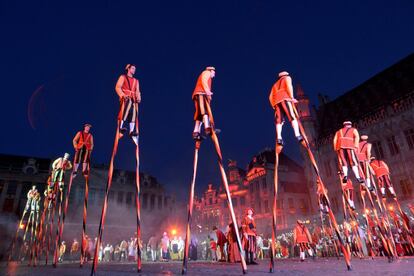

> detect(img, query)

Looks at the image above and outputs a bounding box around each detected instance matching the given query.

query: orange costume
[333,121,364,184]
[293,221,314,260]
[192,66,215,140]
[241,209,258,265]
[73,124,94,176]
[358,135,373,190]
[269,71,302,145]
[115,64,141,137]
[370,159,395,198]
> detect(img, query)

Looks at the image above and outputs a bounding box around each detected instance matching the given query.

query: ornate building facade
[194,149,312,235]
[296,53,414,217]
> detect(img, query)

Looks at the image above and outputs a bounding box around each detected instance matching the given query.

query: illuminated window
[386,135,400,156]
[404,129,414,150]
[372,141,385,159]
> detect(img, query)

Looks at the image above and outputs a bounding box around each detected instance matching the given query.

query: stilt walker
[9,185,40,262]
[53,124,94,267]
[269,71,351,270]
[182,66,247,274]
[29,191,41,266]
[50,153,72,267]
[41,177,59,264]
[91,64,142,275]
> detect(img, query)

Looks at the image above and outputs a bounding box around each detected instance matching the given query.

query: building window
[150,194,155,210]
[256,181,260,191]
[299,198,307,213]
[126,192,133,205]
[277,199,284,209]
[117,191,124,203]
[288,198,294,209]
[7,181,17,195]
[386,135,400,156]
[257,201,261,213]
[89,188,96,205]
[143,194,148,209]
[277,215,282,226]
[0,180,4,194]
[400,179,412,197]
[232,198,237,207]
[262,179,267,190]
[209,198,213,205]
[404,129,414,150]
[324,161,332,177]
[250,184,254,193]
[264,200,269,213]
[109,190,115,201]
[164,197,168,208]
[223,201,227,208]
[158,195,163,209]
[240,197,246,206]
[372,140,385,159]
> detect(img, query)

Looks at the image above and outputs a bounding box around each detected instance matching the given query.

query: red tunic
[358,141,370,162]
[121,75,138,98]
[269,76,292,107]
[336,127,357,149]
[370,160,389,178]
[215,230,227,246]
[241,216,257,236]
[75,131,93,150]
[192,71,212,99]
[294,224,312,244]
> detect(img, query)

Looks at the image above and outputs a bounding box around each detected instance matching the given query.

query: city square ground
[1,257,414,276]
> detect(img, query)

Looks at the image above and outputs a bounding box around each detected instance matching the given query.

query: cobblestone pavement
[2,257,414,276]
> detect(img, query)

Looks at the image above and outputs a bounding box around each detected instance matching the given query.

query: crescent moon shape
[27,84,45,130]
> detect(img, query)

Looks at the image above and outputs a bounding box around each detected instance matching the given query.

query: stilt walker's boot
[250,252,258,265]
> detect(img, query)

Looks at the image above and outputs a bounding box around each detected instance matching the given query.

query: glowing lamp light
[388,206,394,211]
[171,229,177,236]
[19,223,25,230]
[365,209,370,214]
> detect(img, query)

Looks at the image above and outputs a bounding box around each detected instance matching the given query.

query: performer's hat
[361,135,368,140]
[64,153,70,159]
[125,64,136,70]
[297,219,303,224]
[206,66,215,71]
[370,156,376,161]
[84,123,92,128]
[343,121,352,126]
[278,71,289,77]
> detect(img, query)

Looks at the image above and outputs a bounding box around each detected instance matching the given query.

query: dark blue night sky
[1,1,413,196]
